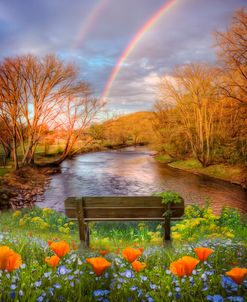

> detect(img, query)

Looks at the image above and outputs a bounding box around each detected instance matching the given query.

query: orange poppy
[99,250,108,256]
[194,247,214,262]
[122,247,142,263]
[131,260,146,272]
[170,256,199,277]
[139,247,144,253]
[170,260,186,277]
[86,257,111,276]
[226,267,247,285]
[47,240,52,246]
[6,252,22,272]
[50,241,70,258]
[0,246,12,270]
[0,246,22,272]
[45,255,60,268]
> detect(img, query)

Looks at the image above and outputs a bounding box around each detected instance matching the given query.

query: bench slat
[65,196,169,209]
[65,207,184,219]
[68,217,184,221]
[86,208,183,219]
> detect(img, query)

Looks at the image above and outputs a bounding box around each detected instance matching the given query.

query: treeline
[154,9,247,167]
[0,55,102,169]
[89,111,155,148]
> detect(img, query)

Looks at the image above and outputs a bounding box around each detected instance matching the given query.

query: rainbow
[100,0,177,102]
[75,0,109,49]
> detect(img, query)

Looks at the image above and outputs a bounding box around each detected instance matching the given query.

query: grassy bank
[0,205,246,301]
[156,155,246,187]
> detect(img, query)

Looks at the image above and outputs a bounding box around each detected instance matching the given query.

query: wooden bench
[64,196,184,248]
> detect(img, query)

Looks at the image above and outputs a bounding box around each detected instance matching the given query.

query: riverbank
[0,143,145,209]
[155,155,247,188]
[0,167,59,210]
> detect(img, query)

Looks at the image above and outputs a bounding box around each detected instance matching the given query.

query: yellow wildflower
[12,211,21,218]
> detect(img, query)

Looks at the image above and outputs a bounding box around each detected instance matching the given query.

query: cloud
[0,0,246,113]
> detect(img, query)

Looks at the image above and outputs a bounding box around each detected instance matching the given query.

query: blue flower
[121,270,134,278]
[137,289,143,298]
[201,273,208,281]
[48,288,54,296]
[117,277,125,283]
[207,295,224,302]
[146,296,154,302]
[53,283,61,289]
[130,286,138,291]
[44,272,52,278]
[68,275,74,280]
[10,284,17,290]
[35,280,42,287]
[70,281,75,287]
[57,265,71,275]
[176,293,181,300]
[227,297,244,302]
[140,275,147,281]
[10,291,15,299]
[93,290,110,297]
[19,290,23,297]
[221,276,238,293]
[37,296,44,302]
[149,283,157,290]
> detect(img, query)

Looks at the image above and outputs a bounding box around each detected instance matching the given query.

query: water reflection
[36,147,247,214]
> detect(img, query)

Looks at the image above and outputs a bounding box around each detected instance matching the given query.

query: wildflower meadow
[0,205,246,301]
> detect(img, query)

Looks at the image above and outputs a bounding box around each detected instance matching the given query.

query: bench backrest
[65,196,184,221]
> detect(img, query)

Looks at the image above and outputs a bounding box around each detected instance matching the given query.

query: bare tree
[0,54,101,169]
[18,54,81,165]
[0,57,23,169]
[49,87,103,165]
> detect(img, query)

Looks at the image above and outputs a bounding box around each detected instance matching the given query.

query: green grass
[155,154,173,164]
[168,159,244,184]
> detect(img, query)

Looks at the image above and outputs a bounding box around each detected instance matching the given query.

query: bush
[10,207,76,234]
[172,203,246,242]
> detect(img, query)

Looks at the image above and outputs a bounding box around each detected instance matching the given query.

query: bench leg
[85,223,90,248]
[78,223,90,249]
[162,218,171,246]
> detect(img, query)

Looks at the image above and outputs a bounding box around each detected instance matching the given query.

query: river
[36,146,247,214]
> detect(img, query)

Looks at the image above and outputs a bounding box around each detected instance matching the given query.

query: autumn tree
[158,64,221,167]
[215,9,247,163]
[215,9,247,106]
[153,102,190,159]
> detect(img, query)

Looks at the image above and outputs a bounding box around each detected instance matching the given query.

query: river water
[37,146,247,214]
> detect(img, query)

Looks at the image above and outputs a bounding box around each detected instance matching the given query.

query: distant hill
[89,111,157,147]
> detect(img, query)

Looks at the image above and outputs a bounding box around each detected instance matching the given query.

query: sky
[0,0,246,114]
